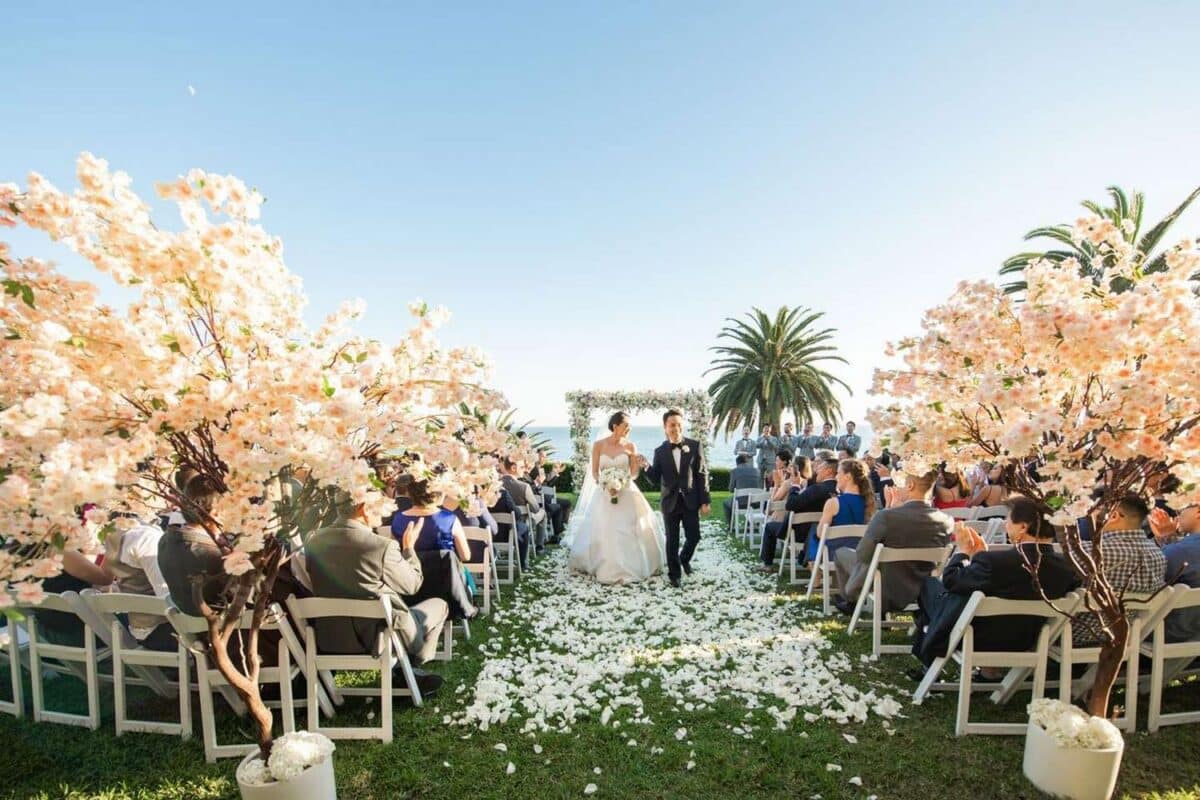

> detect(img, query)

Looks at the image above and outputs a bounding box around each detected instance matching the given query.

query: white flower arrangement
[1027,698,1123,751]
[236,731,336,786]
[599,465,630,504]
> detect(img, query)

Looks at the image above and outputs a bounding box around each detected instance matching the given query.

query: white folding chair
[1145,585,1200,731]
[514,506,538,563]
[805,524,869,613]
[22,592,109,729]
[490,512,523,584]
[743,491,771,547]
[81,591,191,738]
[729,488,756,536]
[913,591,1082,736]
[963,519,1006,544]
[777,511,823,585]
[0,612,26,718]
[285,595,423,742]
[974,505,1009,521]
[165,601,331,762]
[848,544,956,656]
[943,507,975,521]
[1050,591,1175,732]
[462,526,496,614]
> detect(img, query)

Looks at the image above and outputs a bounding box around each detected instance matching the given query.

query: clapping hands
[954,522,987,556]
[400,520,421,551]
[1149,507,1178,541]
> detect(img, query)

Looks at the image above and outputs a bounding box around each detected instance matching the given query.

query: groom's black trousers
[664,506,702,581]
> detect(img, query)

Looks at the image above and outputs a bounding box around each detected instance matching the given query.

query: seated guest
[449,492,499,538]
[305,492,448,686]
[769,450,794,495]
[158,469,228,618]
[102,514,175,650]
[810,459,877,562]
[487,487,529,569]
[539,457,573,536]
[759,455,838,570]
[1073,494,1166,646]
[911,497,1079,670]
[832,469,954,614]
[1150,503,1200,642]
[500,457,546,557]
[391,474,478,620]
[791,455,813,490]
[933,467,972,510]
[28,532,112,646]
[724,453,762,524]
[970,463,1009,507]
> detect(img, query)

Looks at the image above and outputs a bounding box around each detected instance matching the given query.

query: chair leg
[178,645,192,740]
[279,639,294,735]
[956,646,973,736]
[113,630,127,735]
[381,644,394,743]
[1148,632,1164,733]
[197,660,218,763]
[913,656,946,704]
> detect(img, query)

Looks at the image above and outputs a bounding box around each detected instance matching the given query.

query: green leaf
[159,333,181,354]
[2,279,35,308]
[321,375,336,398]
[63,335,87,348]
[1046,495,1067,510]
[930,401,944,413]
[340,352,354,364]
[356,352,368,363]
[963,357,974,368]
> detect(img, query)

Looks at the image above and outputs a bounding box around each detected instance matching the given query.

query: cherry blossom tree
[0,154,522,756]
[868,214,1200,716]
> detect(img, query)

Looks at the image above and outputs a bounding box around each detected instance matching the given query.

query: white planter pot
[1022,720,1124,800]
[237,752,337,800]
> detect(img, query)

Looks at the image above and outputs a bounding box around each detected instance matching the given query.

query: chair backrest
[462,525,493,546]
[789,512,824,525]
[974,505,1009,520]
[943,507,974,520]
[287,595,391,624]
[28,593,77,615]
[84,591,170,618]
[747,491,771,509]
[1167,584,1200,612]
[767,500,788,514]
[822,523,868,541]
[733,488,757,499]
[876,544,955,566]
[491,511,516,526]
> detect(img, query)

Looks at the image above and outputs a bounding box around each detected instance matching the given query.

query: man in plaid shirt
[1073,494,1166,646]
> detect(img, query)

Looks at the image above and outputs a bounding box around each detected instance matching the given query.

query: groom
[638,409,711,588]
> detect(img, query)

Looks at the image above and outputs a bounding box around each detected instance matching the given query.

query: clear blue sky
[5,2,1200,427]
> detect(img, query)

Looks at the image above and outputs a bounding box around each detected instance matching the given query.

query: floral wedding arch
[564,389,713,482]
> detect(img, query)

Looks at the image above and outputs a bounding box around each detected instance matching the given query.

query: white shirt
[114,523,170,599]
[672,443,682,473]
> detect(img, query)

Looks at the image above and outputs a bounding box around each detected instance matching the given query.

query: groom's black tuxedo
[642,438,710,581]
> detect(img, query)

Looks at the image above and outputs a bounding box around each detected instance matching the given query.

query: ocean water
[528,424,874,467]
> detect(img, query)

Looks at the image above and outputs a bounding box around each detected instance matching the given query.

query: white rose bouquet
[599,465,630,504]
[1027,698,1123,750]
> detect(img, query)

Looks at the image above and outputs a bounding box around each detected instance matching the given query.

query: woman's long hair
[840,459,877,520]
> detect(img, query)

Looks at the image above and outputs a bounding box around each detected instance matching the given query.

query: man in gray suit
[832,470,953,615]
[500,457,546,554]
[837,421,863,457]
[812,422,838,453]
[305,499,449,676]
[755,424,781,485]
[723,454,762,524]
[795,422,816,459]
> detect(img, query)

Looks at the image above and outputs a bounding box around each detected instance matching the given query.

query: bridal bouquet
[599,466,630,504]
[1027,698,1123,750]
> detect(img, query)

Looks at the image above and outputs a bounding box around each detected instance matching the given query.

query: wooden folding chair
[462,526,497,613]
[22,592,110,729]
[848,544,956,656]
[1145,585,1200,731]
[805,523,868,613]
[776,511,823,585]
[0,612,26,718]
[490,512,523,584]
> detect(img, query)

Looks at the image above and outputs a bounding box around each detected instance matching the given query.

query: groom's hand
[700,504,710,516]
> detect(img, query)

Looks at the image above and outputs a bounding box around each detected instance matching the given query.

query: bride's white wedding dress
[567,452,666,584]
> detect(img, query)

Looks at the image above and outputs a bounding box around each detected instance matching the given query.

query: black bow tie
[670,442,683,450]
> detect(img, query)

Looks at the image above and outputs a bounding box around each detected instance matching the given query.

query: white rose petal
[505,762,516,775]
[849,776,863,786]
[584,784,598,795]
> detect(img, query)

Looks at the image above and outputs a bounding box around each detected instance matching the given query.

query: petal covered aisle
[450,522,903,739]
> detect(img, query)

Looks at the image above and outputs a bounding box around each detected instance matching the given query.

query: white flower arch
[564,389,713,482]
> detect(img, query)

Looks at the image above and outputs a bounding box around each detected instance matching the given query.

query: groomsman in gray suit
[755,424,781,485]
[833,469,953,615]
[795,422,816,459]
[812,422,838,453]
[779,422,800,454]
[837,421,863,457]
[733,426,757,463]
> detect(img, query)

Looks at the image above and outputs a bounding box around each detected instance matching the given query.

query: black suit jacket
[785,478,838,539]
[641,438,710,515]
[919,543,1079,660]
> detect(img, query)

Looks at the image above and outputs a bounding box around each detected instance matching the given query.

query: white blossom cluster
[236,731,336,786]
[1027,698,1123,751]
[450,523,902,738]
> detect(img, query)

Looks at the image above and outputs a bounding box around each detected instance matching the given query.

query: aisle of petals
[449,522,903,738]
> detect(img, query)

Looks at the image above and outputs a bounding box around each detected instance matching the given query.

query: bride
[567,411,666,584]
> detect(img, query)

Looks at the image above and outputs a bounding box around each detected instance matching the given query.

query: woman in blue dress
[391,473,478,619]
[814,458,877,561]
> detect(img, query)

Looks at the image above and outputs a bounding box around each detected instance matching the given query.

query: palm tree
[705,306,849,437]
[1000,185,1200,295]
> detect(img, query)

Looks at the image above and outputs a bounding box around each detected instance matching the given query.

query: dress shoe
[669,577,681,589]
[396,667,443,696]
[757,564,776,574]
[832,597,855,615]
[681,560,693,576]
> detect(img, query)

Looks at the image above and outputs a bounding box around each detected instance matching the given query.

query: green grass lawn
[1,492,1197,799]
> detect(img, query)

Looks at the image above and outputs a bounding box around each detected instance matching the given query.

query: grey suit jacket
[845,500,952,612]
[501,474,544,520]
[728,464,762,492]
[304,518,424,654]
[158,524,226,617]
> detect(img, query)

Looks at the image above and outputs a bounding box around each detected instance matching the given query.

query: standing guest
[733,426,757,463]
[911,497,1079,670]
[723,453,762,524]
[810,459,877,562]
[832,470,954,615]
[756,424,781,488]
[836,421,862,457]
[1072,494,1166,646]
[779,422,800,454]
[759,455,838,570]
[1150,504,1200,642]
[305,494,448,688]
[796,423,817,459]
[813,422,838,453]
[933,468,972,510]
